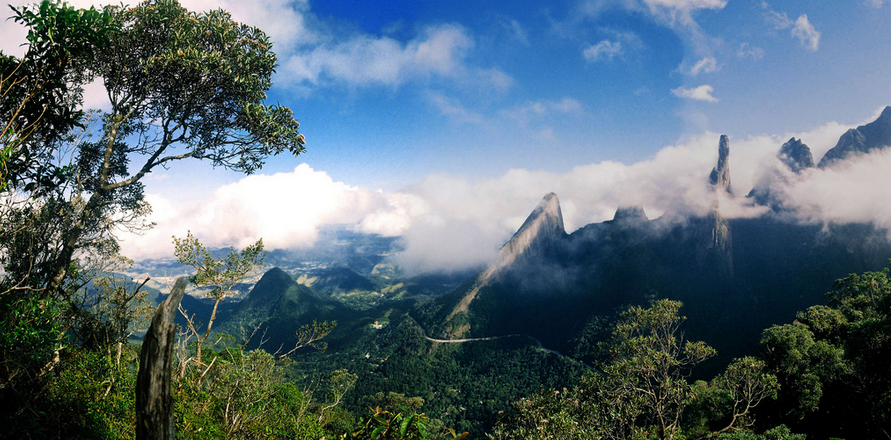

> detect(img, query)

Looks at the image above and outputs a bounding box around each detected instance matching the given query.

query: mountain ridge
[819,105,891,167]
[423,115,891,366]
[444,192,566,329]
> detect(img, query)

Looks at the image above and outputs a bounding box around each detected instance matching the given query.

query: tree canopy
[1,0,306,302]
[0,0,306,430]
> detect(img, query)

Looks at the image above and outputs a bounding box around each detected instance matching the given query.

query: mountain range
[162,105,891,381]
[416,106,891,370]
[143,105,891,435]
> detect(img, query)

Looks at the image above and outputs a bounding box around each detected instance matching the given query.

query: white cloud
[762,4,820,51]
[671,84,719,102]
[764,8,793,29]
[480,68,515,93]
[737,43,765,60]
[118,164,393,260]
[119,118,890,276]
[644,0,726,8]
[584,40,624,62]
[501,18,530,45]
[791,14,820,51]
[782,151,891,228]
[864,0,887,8]
[641,0,727,26]
[1,0,508,93]
[578,0,725,32]
[689,56,718,75]
[282,24,476,87]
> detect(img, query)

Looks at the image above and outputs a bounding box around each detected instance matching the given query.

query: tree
[491,300,718,440]
[685,357,779,438]
[318,369,358,425]
[1,0,304,386]
[757,264,891,438]
[173,231,265,367]
[1,0,305,306]
[603,299,716,439]
[278,320,338,359]
[1,1,113,192]
[0,3,115,392]
[757,322,845,420]
[0,0,305,431]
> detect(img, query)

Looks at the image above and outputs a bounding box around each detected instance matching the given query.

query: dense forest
[2,1,890,439]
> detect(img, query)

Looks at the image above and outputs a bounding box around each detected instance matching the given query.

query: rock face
[612,206,648,223]
[703,136,733,272]
[778,137,815,173]
[495,192,565,268]
[819,106,891,168]
[444,193,566,327]
[709,134,732,193]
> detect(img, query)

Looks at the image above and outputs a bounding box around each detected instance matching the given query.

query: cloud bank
[117,116,891,276]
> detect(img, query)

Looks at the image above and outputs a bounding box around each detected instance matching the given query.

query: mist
[118,115,891,273]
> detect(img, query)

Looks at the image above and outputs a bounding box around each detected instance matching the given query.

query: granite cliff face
[709,134,732,193]
[705,135,733,276]
[778,137,815,173]
[494,192,565,269]
[819,106,891,168]
[746,137,814,209]
[612,206,648,224]
[444,193,566,328]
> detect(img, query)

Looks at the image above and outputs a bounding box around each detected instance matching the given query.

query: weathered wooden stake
[136,277,187,440]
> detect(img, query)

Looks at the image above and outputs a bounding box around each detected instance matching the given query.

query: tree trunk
[136,278,187,440]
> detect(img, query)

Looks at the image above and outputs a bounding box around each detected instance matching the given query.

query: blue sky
[252,0,891,189]
[4,0,891,270]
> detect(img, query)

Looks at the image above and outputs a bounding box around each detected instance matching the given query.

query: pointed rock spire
[501,192,565,259]
[709,135,732,193]
[446,193,566,321]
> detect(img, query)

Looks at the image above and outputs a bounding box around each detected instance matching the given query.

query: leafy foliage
[346,404,468,440]
[0,1,307,436]
[1,0,114,192]
[756,263,891,438]
[491,300,785,440]
[174,231,265,366]
[714,425,804,440]
[603,299,717,439]
[174,347,327,439]
[685,357,779,437]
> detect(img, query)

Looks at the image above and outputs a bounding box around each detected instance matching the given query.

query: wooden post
[136,277,187,440]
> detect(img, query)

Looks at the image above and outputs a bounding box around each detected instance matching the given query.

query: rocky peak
[612,206,648,223]
[446,193,566,320]
[499,193,565,261]
[778,137,815,173]
[819,105,891,168]
[709,135,732,193]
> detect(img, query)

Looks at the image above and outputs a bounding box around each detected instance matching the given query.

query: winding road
[404,314,601,373]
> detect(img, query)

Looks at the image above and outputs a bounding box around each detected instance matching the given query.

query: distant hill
[217,267,363,352]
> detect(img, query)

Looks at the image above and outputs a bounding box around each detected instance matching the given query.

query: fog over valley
[120,109,886,274]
